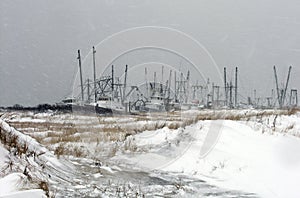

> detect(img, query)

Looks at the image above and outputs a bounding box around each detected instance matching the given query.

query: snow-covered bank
[0,173,45,198]
[0,118,75,197]
[0,118,73,173]
[0,143,46,197]
[165,120,300,198]
[0,189,45,198]
[114,114,300,198]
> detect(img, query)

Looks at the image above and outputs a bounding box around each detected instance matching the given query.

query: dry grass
[287,107,300,115]
[4,109,298,159]
[124,137,137,152]
[0,127,31,157]
[167,122,181,130]
[282,123,295,133]
[54,143,85,158]
[59,135,81,143]
[181,118,197,128]
[101,126,123,133]
[54,143,64,158]
[38,181,49,197]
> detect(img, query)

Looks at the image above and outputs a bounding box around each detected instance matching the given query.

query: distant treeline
[0,103,113,115]
[1,104,72,113]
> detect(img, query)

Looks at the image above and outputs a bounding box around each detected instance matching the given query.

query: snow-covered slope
[0,118,75,197]
[0,173,45,197]
[114,116,300,198]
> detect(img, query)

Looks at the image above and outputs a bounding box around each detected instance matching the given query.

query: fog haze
[1,0,299,106]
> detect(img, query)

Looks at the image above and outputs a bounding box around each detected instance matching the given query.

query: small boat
[57,97,113,115]
[95,96,125,114]
[145,92,166,112]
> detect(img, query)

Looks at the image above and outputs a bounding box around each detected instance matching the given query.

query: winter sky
[0,0,300,106]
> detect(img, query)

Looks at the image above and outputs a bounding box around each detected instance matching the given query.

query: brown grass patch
[54,143,85,158]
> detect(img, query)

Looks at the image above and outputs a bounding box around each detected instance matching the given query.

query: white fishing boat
[145,92,166,112]
[96,96,125,113]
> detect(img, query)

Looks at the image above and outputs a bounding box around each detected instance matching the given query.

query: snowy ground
[115,119,300,198]
[0,109,299,197]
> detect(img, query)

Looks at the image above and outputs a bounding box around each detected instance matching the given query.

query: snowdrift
[0,118,74,197]
[114,113,300,198]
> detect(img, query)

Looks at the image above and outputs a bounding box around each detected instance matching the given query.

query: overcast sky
[1,0,299,106]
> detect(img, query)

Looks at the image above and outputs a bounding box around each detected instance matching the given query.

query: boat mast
[168,70,172,99]
[92,46,97,102]
[87,79,90,102]
[112,65,114,97]
[154,72,157,90]
[282,66,292,107]
[161,65,164,84]
[77,49,84,102]
[224,67,227,106]
[174,71,177,102]
[235,67,238,107]
[123,65,128,103]
[145,67,149,99]
[273,66,281,108]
